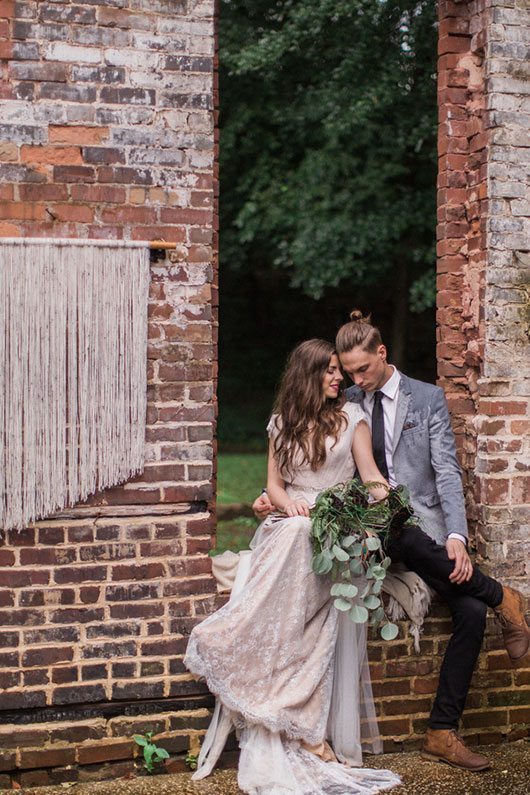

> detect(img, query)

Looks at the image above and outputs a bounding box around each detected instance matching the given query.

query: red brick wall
[0,0,221,785]
[432,0,529,749]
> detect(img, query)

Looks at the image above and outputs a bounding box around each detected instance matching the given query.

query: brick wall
[0,0,220,786]
[436,0,529,587]
[433,0,529,751]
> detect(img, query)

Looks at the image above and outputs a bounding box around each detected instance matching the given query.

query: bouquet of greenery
[310,480,417,640]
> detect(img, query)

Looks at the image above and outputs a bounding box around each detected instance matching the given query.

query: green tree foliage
[220,0,438,309]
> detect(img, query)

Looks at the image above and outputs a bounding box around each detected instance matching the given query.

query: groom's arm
[428,386,469,540]
[428,387,474,583]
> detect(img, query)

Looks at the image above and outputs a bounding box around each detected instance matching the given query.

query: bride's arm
[267,439,310,517]
[351,420,389,501]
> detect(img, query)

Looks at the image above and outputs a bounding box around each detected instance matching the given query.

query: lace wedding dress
[184,402,401,794]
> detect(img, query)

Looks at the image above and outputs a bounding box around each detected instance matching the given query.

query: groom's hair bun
[349,309,371,324]
[336,309,383,354]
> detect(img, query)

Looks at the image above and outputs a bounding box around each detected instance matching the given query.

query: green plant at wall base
[133,732,170,774]
[185,751,199,770]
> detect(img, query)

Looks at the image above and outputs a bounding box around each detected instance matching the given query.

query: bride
[184,339,401,794]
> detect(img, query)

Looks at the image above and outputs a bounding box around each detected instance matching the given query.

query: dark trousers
[385,525,503,730]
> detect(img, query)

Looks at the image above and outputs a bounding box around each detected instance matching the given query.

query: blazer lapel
[392,376,412,452]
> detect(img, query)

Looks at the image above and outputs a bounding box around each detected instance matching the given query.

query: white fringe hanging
[0,238,150,531]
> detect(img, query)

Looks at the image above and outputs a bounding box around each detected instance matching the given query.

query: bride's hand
[283,499,310,517]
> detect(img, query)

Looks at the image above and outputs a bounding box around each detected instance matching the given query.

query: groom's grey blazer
[345,373,468,544]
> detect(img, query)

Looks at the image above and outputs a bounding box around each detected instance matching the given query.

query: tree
[219,0,438,364]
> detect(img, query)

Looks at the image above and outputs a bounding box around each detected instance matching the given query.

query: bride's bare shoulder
[342,401,367,427]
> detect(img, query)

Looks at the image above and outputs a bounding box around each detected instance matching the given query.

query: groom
[253,311,529,771]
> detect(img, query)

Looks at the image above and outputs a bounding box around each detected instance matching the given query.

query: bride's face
[322,354,343,399]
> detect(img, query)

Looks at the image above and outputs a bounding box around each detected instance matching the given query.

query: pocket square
[403,421,417,430]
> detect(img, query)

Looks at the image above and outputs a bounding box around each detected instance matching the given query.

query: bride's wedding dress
[184,403,400,794]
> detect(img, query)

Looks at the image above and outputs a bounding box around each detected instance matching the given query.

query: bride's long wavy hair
[271,339,346,475]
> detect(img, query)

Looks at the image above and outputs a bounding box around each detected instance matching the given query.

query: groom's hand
[447,538,473,584]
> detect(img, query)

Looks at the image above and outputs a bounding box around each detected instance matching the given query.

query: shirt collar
[364,366,401,403]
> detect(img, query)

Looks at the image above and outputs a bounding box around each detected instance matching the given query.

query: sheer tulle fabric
[184,403,400,793]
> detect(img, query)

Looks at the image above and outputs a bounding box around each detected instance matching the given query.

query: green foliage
[217,453,267,504]
[211,517,258,555]
[133,732,170,774]
[185,752,199,771]
[310,480,417,639]
[220,0,438,308]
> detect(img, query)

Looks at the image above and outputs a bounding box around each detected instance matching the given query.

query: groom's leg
[385,525,503,609]
[417,571,486,729]
[385,528,496,770]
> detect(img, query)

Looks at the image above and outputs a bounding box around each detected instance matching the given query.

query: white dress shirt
[362,365,401,488]
[362,366,466,546]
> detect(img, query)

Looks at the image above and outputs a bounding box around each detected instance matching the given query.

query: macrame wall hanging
[0,238,150,531]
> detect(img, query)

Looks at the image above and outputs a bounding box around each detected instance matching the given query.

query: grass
[213,453,266,555]
[212,517,259,556]
[217,452,267,505]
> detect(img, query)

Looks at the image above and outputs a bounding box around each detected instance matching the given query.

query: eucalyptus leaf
[380,622,399,640]
[341,535,357,548]
[332,544,350,562]
[382,557,392,569]
[365,536,381,551]
[371,565,386,580]
[371,579,383,594]
[351,543,363,557]
[349,558,363,575]
[334,597,352,612]
[349,604,369,624]
[363,595,381,610]
[332,583,359,598]
[312,552,333,574]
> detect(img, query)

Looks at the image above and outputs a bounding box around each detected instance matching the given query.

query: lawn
[217,452,267,505]
[213,517,258,555]
[214,453,267,555]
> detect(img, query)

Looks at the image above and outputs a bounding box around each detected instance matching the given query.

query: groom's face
[338,345,388,392]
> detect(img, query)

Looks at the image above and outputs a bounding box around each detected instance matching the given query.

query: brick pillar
[436,0,490,540]
[437,0,529,589]
[0,0,220,786]
[436,0,529,743]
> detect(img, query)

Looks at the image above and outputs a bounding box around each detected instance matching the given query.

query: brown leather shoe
[494,586,530,661]
[421,729,490,771]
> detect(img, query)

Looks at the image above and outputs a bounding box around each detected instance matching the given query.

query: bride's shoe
[300,740,338,763]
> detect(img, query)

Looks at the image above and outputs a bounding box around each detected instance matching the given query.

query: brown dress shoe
[494,586,530,661]
[421,729,490,771]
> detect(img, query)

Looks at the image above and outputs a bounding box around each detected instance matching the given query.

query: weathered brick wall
[433,0,529,749]
[477,0,530,586]
[436,0,529,587]
[0,0,220,786]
